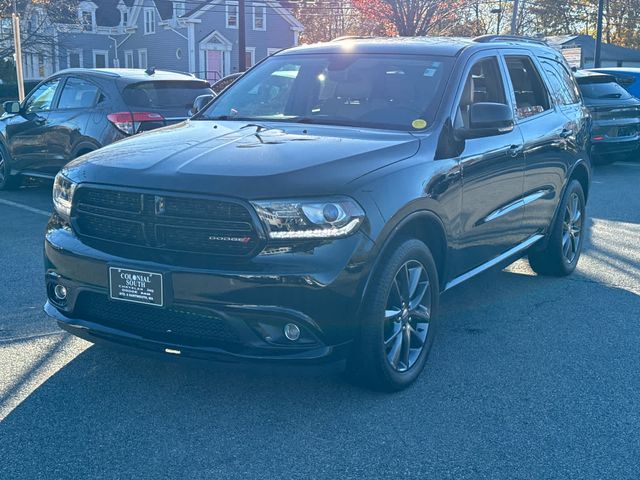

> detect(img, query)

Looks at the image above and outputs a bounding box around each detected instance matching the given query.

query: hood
[64,120,422,198]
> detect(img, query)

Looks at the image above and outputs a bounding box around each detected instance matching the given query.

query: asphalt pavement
[0,163,639,479]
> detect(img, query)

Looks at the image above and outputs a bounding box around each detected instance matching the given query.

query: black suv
[44,36,591,391]
[575,70,640,164]
[0,68,213,189]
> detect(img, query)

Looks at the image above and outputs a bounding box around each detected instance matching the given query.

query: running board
[444,234,544,291]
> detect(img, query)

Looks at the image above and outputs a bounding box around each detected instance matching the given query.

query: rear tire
[528,180,586,277]
[0,147,20,190]
[348,239,439,392]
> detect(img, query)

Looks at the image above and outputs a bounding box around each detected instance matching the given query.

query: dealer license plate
[109,267,164,307]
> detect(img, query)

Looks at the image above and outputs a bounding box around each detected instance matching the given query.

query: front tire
[528,179,586,276]
[349,239,439,392]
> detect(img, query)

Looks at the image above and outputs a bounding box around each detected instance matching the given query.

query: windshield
[579,80,632,100]
[198,54,453,131]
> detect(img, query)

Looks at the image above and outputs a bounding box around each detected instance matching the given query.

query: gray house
[22,0,303,82]
[547,35,640,69]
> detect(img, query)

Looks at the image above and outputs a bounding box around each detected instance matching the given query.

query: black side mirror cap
[3,101,21,114]
[455,102,515,139]
[191,94,215,116]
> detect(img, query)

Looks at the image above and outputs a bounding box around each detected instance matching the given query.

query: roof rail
[473,35,548,46]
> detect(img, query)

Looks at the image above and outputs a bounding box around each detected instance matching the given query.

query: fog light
[53,284,68,301]
[284,323,301,341]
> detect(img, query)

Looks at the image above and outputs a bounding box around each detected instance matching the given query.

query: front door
[206,50,223,83]
[5,78,61,173]
[451,54,527,278]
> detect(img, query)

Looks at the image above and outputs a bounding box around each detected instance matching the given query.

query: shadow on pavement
[1,265,639,479]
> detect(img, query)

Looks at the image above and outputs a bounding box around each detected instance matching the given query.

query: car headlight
[52,173,77,220]
[252,197,365,240]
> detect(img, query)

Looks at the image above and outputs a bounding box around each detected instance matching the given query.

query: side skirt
[444,234,544,291]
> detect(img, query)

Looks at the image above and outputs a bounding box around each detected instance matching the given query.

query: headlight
[52,173,77,220]
[252,197,365,240]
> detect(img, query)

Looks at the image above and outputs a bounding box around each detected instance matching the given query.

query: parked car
[0,68,213,189]
[44,36,591,391]
[575,70,640,164]
[211,73,243,95]
[588,67,640,98]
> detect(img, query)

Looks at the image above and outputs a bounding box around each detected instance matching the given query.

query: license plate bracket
[109,267,164,307]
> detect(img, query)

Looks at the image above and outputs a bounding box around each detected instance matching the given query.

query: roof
[574,70,616,83]
[54,68,203,81]
[282,36,558,57]
[283,37,477,57]
[590,67,640,75]
[548,34,640,62]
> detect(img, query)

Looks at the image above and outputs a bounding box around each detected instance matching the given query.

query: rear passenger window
[58,78,102,109]
[455,57,507,129]
[541,60,580,105]
[505,56,550,119]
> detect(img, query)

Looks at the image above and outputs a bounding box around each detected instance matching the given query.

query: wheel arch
[360,210,450,304]
[71,140,101,159]
[569,159,591,201]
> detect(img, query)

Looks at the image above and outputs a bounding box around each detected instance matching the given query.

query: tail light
[107,112,165,135]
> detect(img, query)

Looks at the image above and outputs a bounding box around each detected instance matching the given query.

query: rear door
[121,80,214,131]
[451,52,527,278]
[44,76,105,173]
[501,51,571,237]
[5,78,61,173]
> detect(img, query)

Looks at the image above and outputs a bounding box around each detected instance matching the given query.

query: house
[547,35,640,69]
[21,0,303,82]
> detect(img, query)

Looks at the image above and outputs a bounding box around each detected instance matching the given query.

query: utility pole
[510,0,520,35]
[594,0,605,67]
[12,0,25,101]
[238,0,246,72]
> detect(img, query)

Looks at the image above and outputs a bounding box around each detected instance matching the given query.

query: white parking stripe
[0,198,51,217]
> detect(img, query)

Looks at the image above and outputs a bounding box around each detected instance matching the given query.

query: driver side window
[455,57,506,130]
[24,79,60,113]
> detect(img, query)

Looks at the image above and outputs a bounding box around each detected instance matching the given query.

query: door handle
[560,128,574,138]
[508,145,522,157]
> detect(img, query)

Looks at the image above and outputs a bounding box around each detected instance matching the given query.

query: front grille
[73,292,240,347]
[72,186,261,261]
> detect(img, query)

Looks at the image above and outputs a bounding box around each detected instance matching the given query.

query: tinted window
[541,60,580,105]
[200,54,454,131]
[58,77,102,109]
[455,57,507,129]
[123,81,214,109]
[579,81,632,100]
[505,56,550,119]
[24,79,60,113]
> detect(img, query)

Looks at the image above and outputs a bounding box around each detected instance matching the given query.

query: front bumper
[44,221,375,363]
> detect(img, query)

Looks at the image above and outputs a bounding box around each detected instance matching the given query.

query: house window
[144,8,155,34]
[68,49,83,68]
[245,47,255,68]
[38,54,45,77]
[120,8,129,26]
[253,4,266,31]
[124,50,134,68]
[93,50,108,68]
[174,1,186,17]
[226,1,238,29]
[138,49,148,69]
[81,10,94,31]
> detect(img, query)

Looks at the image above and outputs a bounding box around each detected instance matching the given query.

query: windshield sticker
[412,119,427,129]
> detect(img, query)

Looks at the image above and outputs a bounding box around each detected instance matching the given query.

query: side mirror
[456,102,514,139]
[3,101,21,114]
[191,94,215,116]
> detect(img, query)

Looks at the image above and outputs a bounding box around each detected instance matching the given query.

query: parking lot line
[0,198,50,217]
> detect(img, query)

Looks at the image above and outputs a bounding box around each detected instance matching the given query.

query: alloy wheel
[562,192,583,263]
[383,260,431,372]
[0,152,5,184]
